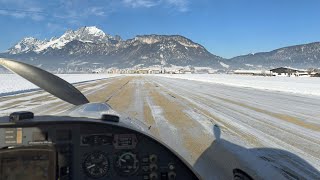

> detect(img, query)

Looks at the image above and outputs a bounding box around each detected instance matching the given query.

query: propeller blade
[0,58,89,105]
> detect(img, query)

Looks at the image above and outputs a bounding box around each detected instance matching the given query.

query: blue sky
[0,0,320,58]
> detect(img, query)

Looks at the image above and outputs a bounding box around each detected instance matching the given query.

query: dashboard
[0,116,199,180]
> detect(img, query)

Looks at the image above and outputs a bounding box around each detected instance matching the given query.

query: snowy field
[0,74,122,96]
[154,74,320,96]
[2,73,320,97]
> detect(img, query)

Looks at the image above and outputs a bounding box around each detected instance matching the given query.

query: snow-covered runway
[0,74,319,179]
[148,76,320,179]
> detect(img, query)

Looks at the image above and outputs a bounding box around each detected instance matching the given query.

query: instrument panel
[0,120,199,180]
[0,146,56,180]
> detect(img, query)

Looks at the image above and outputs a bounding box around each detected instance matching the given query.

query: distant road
[1,75,319,179]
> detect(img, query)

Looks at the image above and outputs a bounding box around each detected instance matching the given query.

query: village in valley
[94,66,320,77]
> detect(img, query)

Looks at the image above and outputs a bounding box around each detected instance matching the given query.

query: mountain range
[0,26,319,72]
[230,42,320,69]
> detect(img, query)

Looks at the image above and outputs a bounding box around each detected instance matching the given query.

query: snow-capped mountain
[7,37,48,54]
[2,26,320,72]
[230,42,320,69]
[0,26,224,71]
[8,26,116,54]
[35,26,116,52]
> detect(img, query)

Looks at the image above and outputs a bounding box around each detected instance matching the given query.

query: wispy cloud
[165,0,189,12]
[0,9,23,18]
[0,7,45,21]
[0,0,190,25]
[87,7,106,16]
[0,0,46,21]
[123,0,160,8]
[0,0,110,22]
[28,7,45,21]
[122,0,189,12]
[50,6,108,26]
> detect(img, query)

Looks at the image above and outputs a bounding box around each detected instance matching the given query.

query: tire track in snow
[148,76,320,173]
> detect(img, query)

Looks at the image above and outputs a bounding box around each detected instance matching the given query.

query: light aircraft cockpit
[0,58,202,180]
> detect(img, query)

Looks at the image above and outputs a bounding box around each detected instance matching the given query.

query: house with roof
[270,67,309,77]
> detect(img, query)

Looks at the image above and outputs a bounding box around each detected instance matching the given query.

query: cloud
[50,7,107,26]
[0,7,45,20]
[87,7,106,17]
[0,0,110,22]
[31,13,44,21]
[0,0,45,21]
[165,0,189,12]
[28,7,45,21]
[122,0,189,12]
[123,0,160,8]
[0,9,26,18]
[0,0,189,25]
[0,9,24,18]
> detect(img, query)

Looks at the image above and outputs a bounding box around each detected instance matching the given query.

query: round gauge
[83,151,109,179]
[115,152,139,176]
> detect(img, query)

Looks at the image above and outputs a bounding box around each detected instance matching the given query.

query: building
[270,67,297,76]
[208,69,218,74]
[270,67,308,77]
[125,69,136,74]
[136,69,149,74]
[234,70,271,76]
[149,69,161,74]
[183,70,193,74]
[296,71,309,77]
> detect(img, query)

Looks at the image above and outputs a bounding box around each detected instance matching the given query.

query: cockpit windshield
[0,0,320,179]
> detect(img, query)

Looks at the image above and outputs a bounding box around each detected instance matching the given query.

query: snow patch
[220,62,230,68]
[153,74,320,96]
[0,74,122,96]
[136,37,160,44]
[178,41,199,48]
[86,26,105,36]
[34,26,110,52]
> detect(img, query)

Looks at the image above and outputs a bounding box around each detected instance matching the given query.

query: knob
[150,172,158,180]
[149,154,158,163]
[150,164,158,171]
[168,172,176,180]
[168,163,175,170]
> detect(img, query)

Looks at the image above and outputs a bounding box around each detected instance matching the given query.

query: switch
[168,172,176,180]
[150,172,158,180]
[150,164,158,171]
[142,165,150,172]
[161,172,168,180]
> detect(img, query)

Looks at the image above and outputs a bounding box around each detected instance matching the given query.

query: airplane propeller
[0,58,89,105]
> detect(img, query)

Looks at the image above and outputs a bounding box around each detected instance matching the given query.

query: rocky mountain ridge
[230,42,320,69]
[1,26,320,72]
[0,26,223,72]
